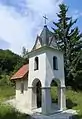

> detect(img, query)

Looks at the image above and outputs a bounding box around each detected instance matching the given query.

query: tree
[0,49,24,74]
[52,4,82,88]
[22,46,28,58]
[21,46,29,64]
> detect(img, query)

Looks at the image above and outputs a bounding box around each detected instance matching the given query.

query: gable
[32,36,42,50]
[35,38,41,49]
[49,37,59,49]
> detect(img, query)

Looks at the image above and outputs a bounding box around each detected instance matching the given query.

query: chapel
[11,24,66,114]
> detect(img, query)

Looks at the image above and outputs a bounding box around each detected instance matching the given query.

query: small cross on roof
[43,15,48,25]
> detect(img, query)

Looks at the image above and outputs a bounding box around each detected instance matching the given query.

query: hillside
[0,49,26,74]
[0,49,28,86]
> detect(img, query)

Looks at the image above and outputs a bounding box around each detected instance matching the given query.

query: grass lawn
[0,86,15,101]
[51,86,82,119]
[0,85,30,119]
[66,89,82,118]
[0,103,29,119]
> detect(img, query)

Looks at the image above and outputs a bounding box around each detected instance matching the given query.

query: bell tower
[27,25,66,114]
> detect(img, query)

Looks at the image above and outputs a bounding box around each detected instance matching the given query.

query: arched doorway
[50,79,60,110]
[51,80,58,104]
[32,79,42,109]
[36,81,41,108]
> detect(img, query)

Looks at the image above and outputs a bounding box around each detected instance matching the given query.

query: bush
[0,74,14,87]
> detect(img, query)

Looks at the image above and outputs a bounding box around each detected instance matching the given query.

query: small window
[53,56,58,70]
[34,57,39,70]
[21,81,24,94]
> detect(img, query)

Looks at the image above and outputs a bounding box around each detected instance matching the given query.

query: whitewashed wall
[16,79,28,105]
[28,47,65,88]
[46,49,65,87]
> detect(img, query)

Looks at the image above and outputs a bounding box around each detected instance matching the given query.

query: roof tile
[11,64,29,80]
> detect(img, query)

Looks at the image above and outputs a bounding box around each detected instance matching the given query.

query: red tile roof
[11,64,29,80]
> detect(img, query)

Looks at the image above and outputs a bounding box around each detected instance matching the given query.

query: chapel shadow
[52,98,58,103]
[66,98,77,109]
[71,115,82,119]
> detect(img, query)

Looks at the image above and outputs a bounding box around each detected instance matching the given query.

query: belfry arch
[50,79,60,110]
[32,79,42,109]
[50,78,66,111]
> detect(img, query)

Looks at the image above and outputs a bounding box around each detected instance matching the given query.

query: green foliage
[0,49,28,87]
[0,86,29,119]
[0,49,24,74]
[66,88,82,118]
[0,103,28,119]
[0,86,15,101]
[51,86,82,118]
[52,4,82,89]
[50,86,58,103]
[22,46,28,58]
[0,75,13,86]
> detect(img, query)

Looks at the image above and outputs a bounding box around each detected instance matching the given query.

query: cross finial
[43,15,48,25]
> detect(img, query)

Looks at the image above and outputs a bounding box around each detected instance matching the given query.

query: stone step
[31,110,77,119]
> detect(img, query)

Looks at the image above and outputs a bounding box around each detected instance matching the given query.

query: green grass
[0,103,29,119]
[66,89,82,118]
[50,86,58,103]
[0,86,30,119]
[51,86,82,119]
[0,86,15,101]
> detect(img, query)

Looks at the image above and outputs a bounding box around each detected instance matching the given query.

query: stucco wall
[46,49,65,87]
[16,79,28,105]
[28,50,46,87]
[28,47,65,88]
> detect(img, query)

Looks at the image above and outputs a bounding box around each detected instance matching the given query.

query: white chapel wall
[28,51,46,87]
[28,47,65,88]
[16,79,28,105]
[46,49,65,87]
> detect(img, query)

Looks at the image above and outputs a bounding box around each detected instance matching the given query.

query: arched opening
[34,57,39,70]
[50,79,60,110]
[32,79,42,109]
[36,81,41,108]
[53,56,58,70]
[51,80,58,104]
